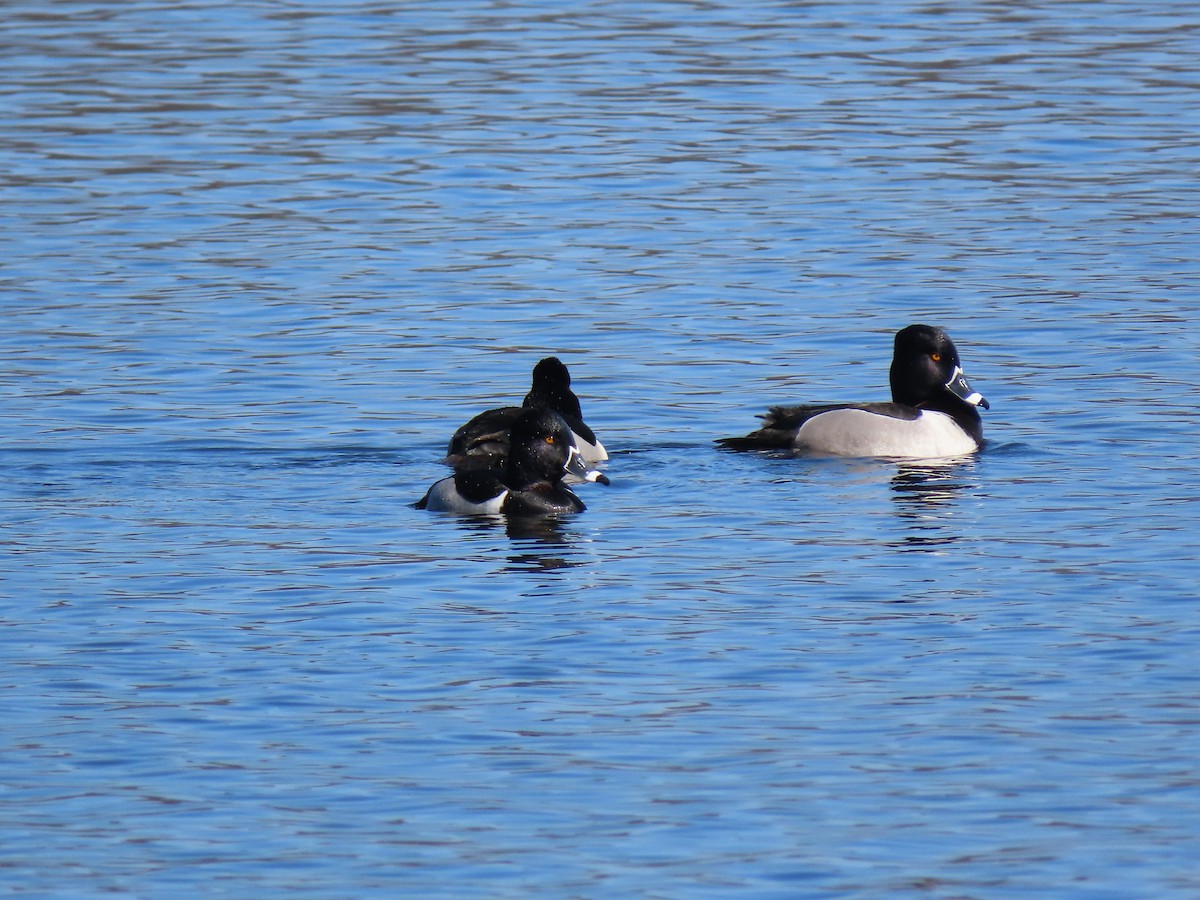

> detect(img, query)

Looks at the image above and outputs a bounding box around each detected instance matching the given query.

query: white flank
[795,409,978,459]
[422,478,508,514]
[572,431,608,463]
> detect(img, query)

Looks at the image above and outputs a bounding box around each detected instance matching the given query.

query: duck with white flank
[418,409,609,516]
[718,325,989,459]
[445,357,607,470]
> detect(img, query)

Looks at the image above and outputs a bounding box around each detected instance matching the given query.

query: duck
[418,408,610,516]
[444,357,608,470]
[717,324,989,459]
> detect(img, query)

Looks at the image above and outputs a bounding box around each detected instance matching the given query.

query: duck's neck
[505,460,556,492]
[526,387,582,420]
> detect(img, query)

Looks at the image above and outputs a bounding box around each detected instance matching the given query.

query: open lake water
[3,1,1199,896]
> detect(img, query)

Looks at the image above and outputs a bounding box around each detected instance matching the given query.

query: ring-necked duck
[444,357,607,470]
[418,409,610,516]
[717,324,989,459]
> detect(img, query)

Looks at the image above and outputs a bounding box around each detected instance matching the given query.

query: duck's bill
[564,447,611,485]
[945,365,990,410]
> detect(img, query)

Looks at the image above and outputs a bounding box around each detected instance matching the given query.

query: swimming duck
[418,408,610,516]
[444,357,607,470]
[717,324,989,459]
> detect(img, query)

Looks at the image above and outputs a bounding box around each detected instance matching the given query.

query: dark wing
[716,402,919,450]
[443,406,523,469]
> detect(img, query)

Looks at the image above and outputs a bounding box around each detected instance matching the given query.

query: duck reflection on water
[446,513,592,573]
[889,459,979,550]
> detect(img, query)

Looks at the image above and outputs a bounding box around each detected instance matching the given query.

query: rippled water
[3,0,1200,896]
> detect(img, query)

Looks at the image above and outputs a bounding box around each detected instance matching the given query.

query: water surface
[3,1,1200,896]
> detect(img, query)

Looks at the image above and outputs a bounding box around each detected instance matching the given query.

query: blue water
[3,0,1200,896]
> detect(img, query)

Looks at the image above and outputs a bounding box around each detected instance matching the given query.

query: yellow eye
[545,435,556,445]
[931,352,942,362]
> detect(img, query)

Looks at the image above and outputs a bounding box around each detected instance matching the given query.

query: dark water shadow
[447,513,592,574]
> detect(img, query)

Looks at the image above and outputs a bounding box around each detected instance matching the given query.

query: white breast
[795,409,978,459]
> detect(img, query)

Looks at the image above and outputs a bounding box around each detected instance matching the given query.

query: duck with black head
[717,324,989,459]
[419,408,610,516]
[444,356,608,470]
